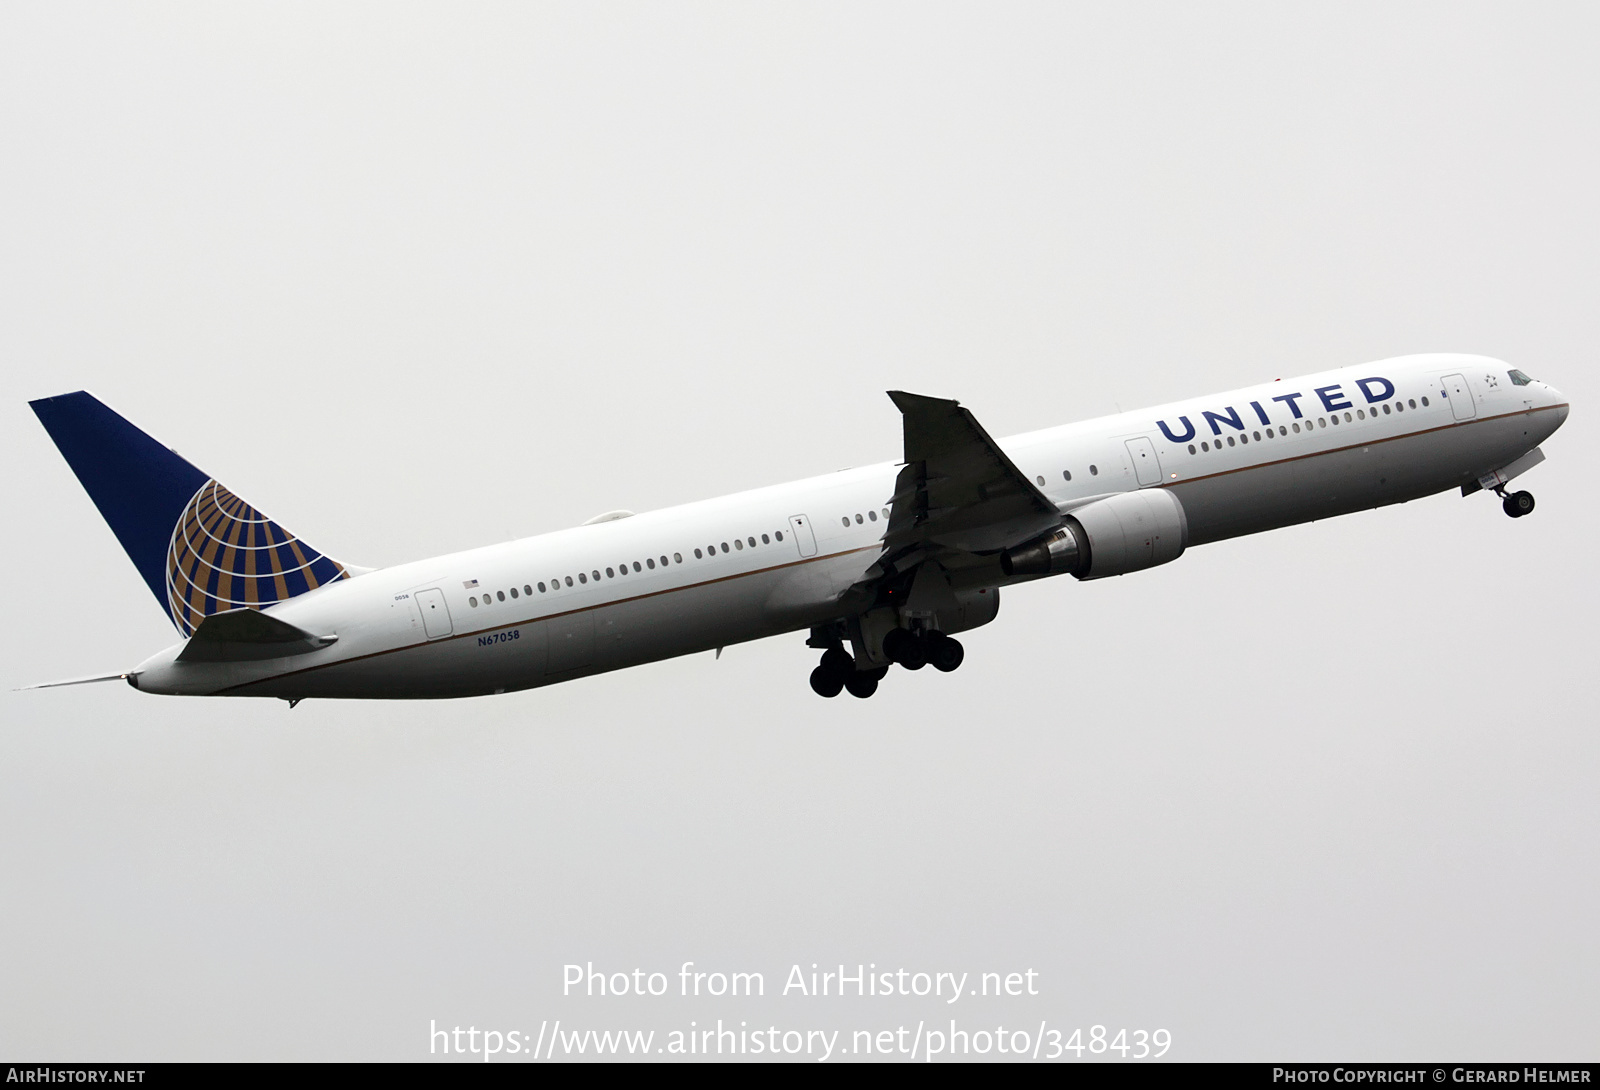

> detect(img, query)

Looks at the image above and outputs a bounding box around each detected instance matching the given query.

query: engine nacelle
[1001,488,1188,581]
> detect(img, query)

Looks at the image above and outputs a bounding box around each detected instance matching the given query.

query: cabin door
[1442,374,1476,421]
[1125,437,1163,487]
[414,588,453,640]
[788,514,818,558]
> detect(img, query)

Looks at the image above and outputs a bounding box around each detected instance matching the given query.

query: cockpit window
[1508,369,1534,386]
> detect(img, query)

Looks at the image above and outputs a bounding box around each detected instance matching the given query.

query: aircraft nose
[1547,387,1570,425]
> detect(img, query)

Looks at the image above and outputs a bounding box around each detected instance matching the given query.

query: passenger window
[1292,423,1300,433]
[1318,418,1326,427]
[763,532,772,542]
[721,543,729,553]
[1408,399,1416,409]
[1421,397,1429,407]
[646,558,656,569]
[1343,412,1352,422]
[1201,442,1209,451]
[855,514,863,524]
[538,582,546,593]
[510,587,518,598]
[1383,404,1391,415]
[1063,470,1072,481]
[592,570,600,581]
[523,585,531,595]
[774,533,782,543]
[578,573,587,584]
[1090,464,1098,475]
[881,509,889,519]
[1035,475,1045,486]
[694,548,703,559]
[841,517,849,527]
[1226,436,1235,447]
[747,537,756,548]
[1330,415,1339,426]
[497,591,505,601]
[735,539,743,550]
[606,567,614,578]
[673,553,682,563]
[469,596,478,607]
[564,576,573,587]
[1188,444,1196,454]
[1356,409,1365,420]
[1240,434,1249,444]
[1253,431,1261,441]
[1279,426,1286,435]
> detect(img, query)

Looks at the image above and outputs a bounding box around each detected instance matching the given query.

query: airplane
[25,353,1567,704]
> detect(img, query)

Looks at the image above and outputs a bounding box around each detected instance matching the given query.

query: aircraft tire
[1504,490,1535,518]
[928,634,964,673]
[889,631,929,671]
[810,666,845,698]
[844,672,879,699]
[820,646,854,677]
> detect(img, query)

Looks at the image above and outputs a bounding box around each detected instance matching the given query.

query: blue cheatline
[30,391,348,635]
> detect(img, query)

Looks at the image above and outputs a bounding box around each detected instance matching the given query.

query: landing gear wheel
[819,647,854,676]
[1503,490,1535,518]
[843,671,879,699]
[883,629,928,671]
[926,634,965,673]
[809,665,844,698]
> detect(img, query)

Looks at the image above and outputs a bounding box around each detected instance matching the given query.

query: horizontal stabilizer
[177,608,337,663]
[17,672,135,691]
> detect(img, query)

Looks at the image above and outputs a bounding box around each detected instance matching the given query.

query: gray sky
[2,2,1596,1062]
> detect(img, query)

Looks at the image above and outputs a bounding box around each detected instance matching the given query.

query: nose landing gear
[1501,489,1535,518]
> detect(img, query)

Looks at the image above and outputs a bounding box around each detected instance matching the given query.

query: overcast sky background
[2,2,1596,1062]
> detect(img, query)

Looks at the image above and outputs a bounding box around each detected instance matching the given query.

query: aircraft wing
[880,391,1061,561]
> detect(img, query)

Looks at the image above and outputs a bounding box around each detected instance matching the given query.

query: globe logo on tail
[165,480,348,636]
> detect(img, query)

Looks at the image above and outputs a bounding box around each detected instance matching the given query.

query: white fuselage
[132,354,1569,699]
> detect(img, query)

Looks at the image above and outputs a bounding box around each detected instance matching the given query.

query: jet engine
[1001,488,1189,580]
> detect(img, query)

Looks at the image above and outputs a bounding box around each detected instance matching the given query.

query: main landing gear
[808,630,965,699]
[1501,489,1535,518]
[883,629,964,673]
[809,647,889,699]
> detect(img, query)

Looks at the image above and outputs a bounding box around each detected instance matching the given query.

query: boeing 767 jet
[27,354,1567,703]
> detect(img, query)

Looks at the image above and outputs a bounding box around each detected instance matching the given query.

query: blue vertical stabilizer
[30,391,347,634]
